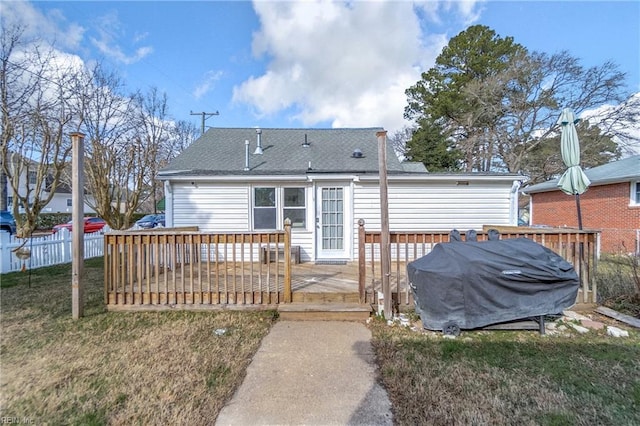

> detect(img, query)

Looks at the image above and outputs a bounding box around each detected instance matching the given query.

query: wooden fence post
[377,130,392,318]
[70,132,85,319]
[0,231,10,273]
[104,234,109,305]
[284,218,292,303]
[358,219,366,303]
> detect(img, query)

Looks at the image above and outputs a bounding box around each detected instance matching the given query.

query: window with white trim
[254,187,276,229]
[283,188,306,229]
[632,181,640,206]
[253,186,306,230]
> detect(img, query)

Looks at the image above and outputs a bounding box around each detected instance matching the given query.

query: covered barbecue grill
[407,236,579,335]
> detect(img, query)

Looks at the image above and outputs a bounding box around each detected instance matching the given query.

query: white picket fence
[0,228,108,274]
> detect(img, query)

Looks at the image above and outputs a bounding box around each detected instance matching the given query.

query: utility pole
[190,110,219,135]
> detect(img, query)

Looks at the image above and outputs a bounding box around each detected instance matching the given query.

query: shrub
[596,253,640,317]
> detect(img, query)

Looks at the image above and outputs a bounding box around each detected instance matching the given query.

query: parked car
[135,214,165,229]
[0,210,17,235]
[52,217,107,234]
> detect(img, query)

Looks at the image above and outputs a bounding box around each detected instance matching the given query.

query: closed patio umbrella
[557,108,591,229]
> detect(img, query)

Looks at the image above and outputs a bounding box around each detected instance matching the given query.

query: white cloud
[452,0,485,25]
[1,2,152,66]
[233,0,483,133]
[89,11,153,65]
[0,1,85,50]
[193,70,224,100]
[417,0,485,26]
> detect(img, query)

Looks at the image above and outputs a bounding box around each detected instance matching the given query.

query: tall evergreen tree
[405,25,526,172]
[404,25,632,181]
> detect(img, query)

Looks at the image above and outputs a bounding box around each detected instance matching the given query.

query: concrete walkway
[215,321,393,426]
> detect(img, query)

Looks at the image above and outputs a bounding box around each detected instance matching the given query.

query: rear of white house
[159,128,522,262]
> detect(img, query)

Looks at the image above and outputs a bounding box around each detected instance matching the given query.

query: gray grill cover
[407,238,579,330]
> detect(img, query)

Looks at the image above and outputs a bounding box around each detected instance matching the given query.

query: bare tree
[388,126,414,159]
[1,24,74,236]
[500,52,625,175]
[72,63,144,229]
[132,86,170,214]
[167,119,198,158]
[583,93,640,157]
[129,118,197,213]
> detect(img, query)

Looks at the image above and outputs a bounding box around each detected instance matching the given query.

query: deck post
[377,131,392,318]
[358,219,366,303]
[70,132,85,319]
[104,235,109,305]
[284,219,292,302]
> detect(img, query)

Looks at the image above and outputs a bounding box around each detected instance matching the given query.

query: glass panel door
[317,186,348,259]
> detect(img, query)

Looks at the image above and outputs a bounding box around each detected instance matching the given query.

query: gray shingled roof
[159,127,426,177]
[523,155,640,194]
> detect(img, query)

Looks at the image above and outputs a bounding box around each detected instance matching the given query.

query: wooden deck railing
[104,219,599,310]
[357,221,599,307]
[104,221,292,308]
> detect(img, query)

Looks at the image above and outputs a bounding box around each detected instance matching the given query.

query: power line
[190,110,219,135]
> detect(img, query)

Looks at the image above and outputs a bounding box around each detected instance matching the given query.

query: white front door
[316,185,350,259]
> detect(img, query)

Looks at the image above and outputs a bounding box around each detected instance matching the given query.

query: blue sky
[4,1,640,134]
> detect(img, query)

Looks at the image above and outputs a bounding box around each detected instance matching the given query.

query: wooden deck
[104,224,599,311]
[291,262,359,292]
[106,261,373,305]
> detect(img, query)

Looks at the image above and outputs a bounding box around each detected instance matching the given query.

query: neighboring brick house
[522,155,640,254]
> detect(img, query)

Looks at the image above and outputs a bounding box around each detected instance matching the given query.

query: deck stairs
[278,295,372,321]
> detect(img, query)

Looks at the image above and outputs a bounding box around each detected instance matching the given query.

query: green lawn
[370,317,640,425]
[0,258,276,424]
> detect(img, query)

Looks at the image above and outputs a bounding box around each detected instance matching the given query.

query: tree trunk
[0,171,7,210]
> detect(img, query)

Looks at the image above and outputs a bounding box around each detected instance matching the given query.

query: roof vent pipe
[302,133,310,147]
[244,140,250,171]
[254,128,263,154]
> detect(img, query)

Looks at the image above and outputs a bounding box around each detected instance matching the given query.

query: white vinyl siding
[34,193,96,214]
[291,231,314,262]
[171,181,316,261]
[352,180,514,259]
[353,181,512,231]
[172,183,249,231]
[168,177,517,261]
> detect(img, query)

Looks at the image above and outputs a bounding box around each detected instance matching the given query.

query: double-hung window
[632,181,640,206]
[254,187,277,229]
[283,188,306,229]
[253,186,306,230]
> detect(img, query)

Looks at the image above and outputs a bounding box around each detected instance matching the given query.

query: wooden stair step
[277,303,372,322]
[291,292,361,303]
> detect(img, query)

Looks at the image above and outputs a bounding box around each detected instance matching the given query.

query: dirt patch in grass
[370,319,640,425]
[1,259,275,424]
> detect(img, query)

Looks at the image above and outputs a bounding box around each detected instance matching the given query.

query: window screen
[254,187,276,229]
